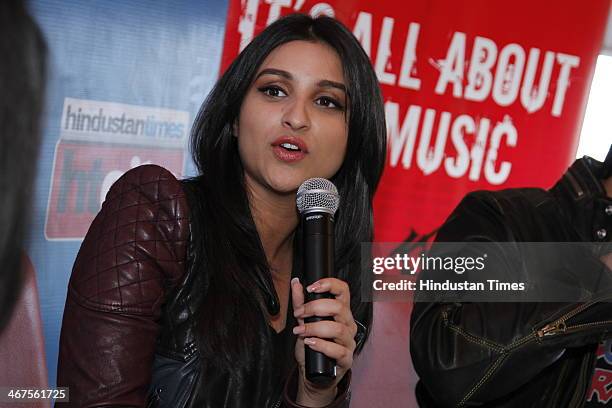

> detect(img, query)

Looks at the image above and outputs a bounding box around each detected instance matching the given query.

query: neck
[245,177,299,276]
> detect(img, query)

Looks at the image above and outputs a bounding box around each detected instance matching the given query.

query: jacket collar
[550,155,612,243]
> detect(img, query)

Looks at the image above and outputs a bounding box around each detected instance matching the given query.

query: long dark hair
[189,13,386,404]
[0,0,46,333]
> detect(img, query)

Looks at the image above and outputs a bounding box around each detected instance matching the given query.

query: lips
[271,136,308,163]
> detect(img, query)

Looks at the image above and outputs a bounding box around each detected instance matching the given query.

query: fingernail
[293,325,305,335]
[304,338,316,346]
[291,277,300,285]
[307,282,321,293]
[294,307,304,317]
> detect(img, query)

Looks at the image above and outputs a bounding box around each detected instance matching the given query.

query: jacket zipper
[536,296,612,339]
[459,297,612,406]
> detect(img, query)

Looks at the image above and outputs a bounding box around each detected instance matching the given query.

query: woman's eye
[316,96,343,110]
[259,86,287,98]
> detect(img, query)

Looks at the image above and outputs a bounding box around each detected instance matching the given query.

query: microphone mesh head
[296,178,339,215]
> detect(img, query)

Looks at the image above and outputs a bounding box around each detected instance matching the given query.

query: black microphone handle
[303,212,336,385]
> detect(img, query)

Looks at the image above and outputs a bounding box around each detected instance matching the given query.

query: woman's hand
[290,277,358,407]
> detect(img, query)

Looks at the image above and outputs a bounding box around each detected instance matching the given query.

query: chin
[270,181,301,195]
[267,174,305,195]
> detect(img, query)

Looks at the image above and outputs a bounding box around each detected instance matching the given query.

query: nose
[282,97,310,132]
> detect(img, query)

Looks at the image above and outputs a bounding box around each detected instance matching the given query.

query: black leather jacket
[58,165,353,407]
[147,174,354,408]
[410,155,612,408]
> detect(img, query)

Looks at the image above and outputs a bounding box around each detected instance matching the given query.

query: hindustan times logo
[64,105,185,139]
[45,98,189,240]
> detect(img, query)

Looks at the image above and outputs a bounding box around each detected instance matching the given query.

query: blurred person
[0,0,47,333]
[411,146,612,407]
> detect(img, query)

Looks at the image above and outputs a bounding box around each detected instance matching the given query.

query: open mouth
[271,136,308,162]
[279,142,301,152]
[272,138,307,162]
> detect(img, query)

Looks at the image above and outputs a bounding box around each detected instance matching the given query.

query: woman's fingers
[306,278,351,304]
[291,277,305,325]
[302,337,354,369]
[293,277,357,378]
[294,298,354,327]
[293,320,357,349]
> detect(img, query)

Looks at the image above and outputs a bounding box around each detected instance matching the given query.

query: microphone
[296,178,339,385]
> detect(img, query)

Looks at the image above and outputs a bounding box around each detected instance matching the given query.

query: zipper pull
[537,321,567,338]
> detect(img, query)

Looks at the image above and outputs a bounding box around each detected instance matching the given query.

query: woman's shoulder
[68,164,191,316]
[106,164,185,203]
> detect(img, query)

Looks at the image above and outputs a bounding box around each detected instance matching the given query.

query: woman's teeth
[280,143,300,151]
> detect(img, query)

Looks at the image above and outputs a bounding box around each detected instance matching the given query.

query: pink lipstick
[271,136,308,163]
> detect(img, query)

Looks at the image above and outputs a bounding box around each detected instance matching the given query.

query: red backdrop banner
[220,1,609,406]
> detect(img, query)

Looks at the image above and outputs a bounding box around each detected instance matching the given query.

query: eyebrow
[255,68,347,93]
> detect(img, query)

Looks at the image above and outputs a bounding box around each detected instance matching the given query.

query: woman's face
[237,40,349,197]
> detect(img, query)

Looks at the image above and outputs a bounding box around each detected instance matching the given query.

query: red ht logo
[45,140,183,240]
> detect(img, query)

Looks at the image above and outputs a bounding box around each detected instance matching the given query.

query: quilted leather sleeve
[57,165,190,407]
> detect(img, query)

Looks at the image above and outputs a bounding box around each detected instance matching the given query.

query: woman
[58,13,386,407]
